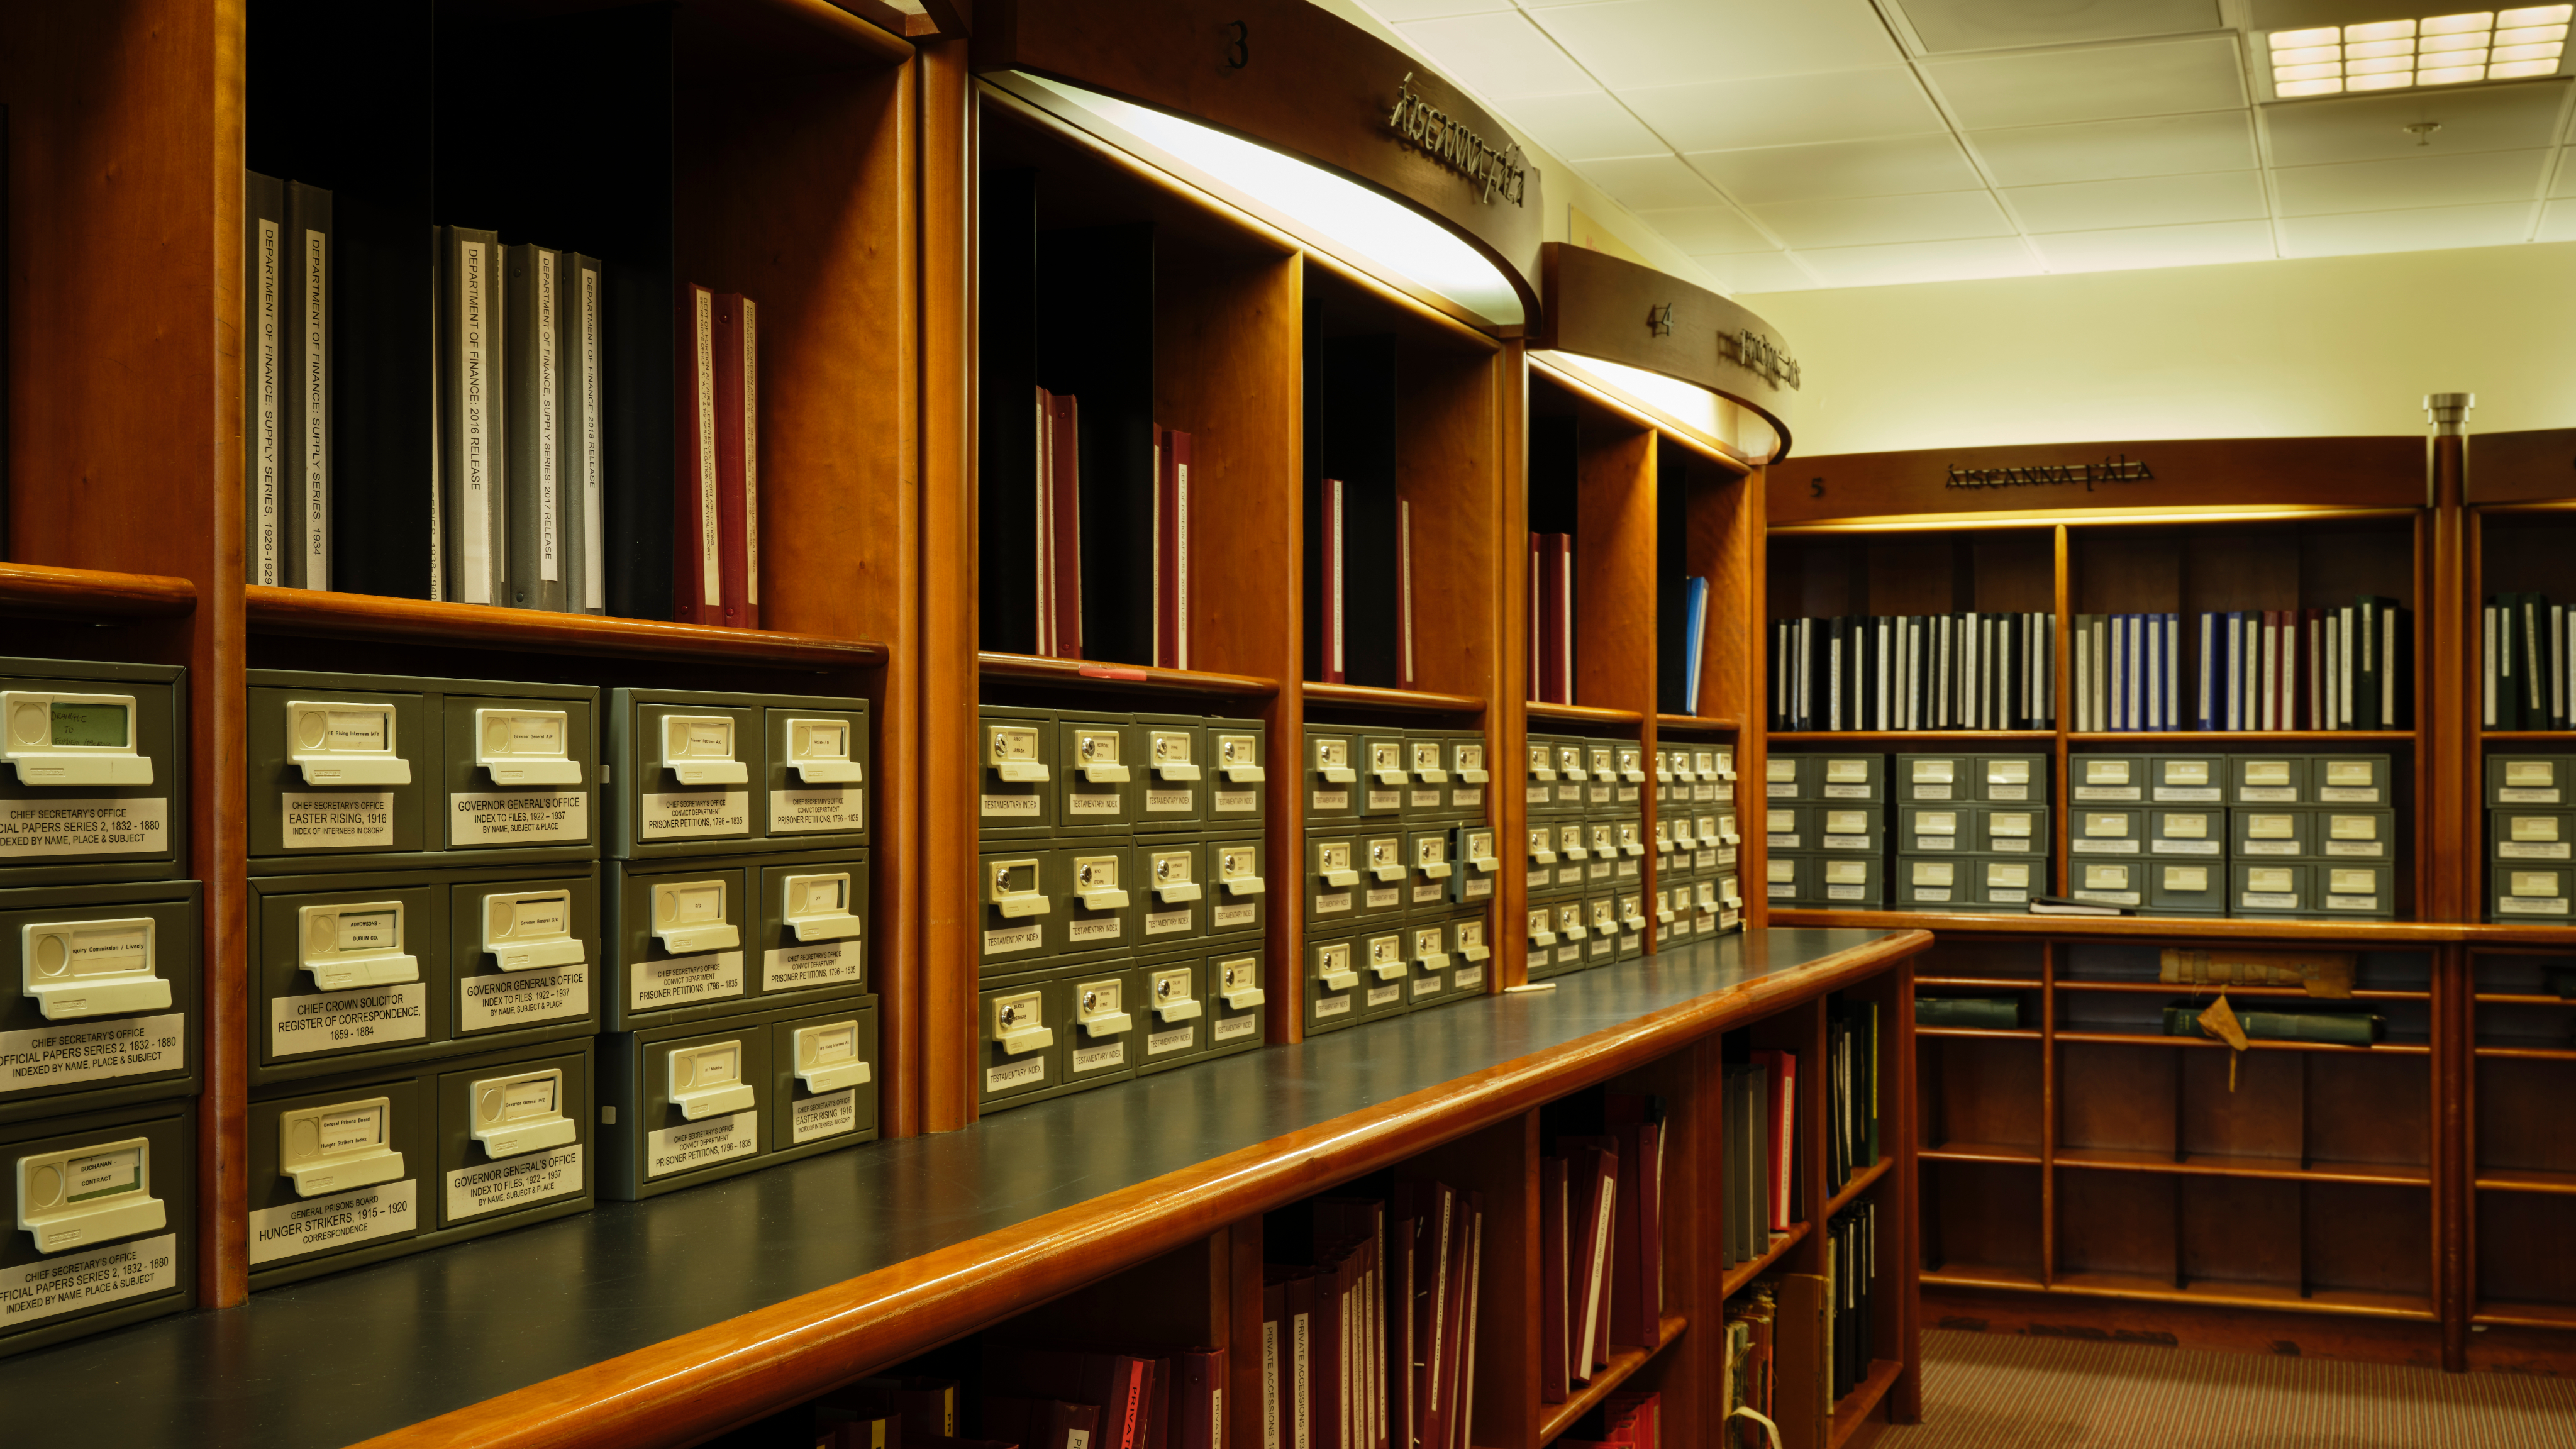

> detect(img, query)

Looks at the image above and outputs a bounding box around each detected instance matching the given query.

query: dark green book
[2161,1002,2385,1046]
[1915,996,2023,1029]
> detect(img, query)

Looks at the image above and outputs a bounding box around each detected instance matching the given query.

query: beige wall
[1743,241,2576,458]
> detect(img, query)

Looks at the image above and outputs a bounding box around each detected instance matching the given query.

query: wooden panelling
[922,34,976,1135]
[1572,410,1656,717]
[1536,243,1798,455]
[2468,426,2576,504]
[1772,436,2424,526]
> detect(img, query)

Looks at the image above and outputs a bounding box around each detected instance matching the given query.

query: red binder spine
[673,282,719,623]
[711,292,757,628]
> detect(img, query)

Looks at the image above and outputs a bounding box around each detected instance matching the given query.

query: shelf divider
[247,586,885,668]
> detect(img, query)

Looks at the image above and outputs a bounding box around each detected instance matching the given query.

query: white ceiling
[1358,0,2576,291]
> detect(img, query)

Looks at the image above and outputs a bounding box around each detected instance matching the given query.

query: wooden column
[919,35,975,1131]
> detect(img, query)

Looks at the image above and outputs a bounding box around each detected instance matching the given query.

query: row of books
[1767,613,2057,732]
[1824,1202,1882,1407]
[2484,592,2576,730]
[1030,388,1196,666]
[1719,1057,1797,1270]
[1825,999,1882,1198]
[804,1348,1223,1449]
[1307,479,1415,688]
[1531,533,1574,704]
[1261,1184,1480,1449]
[1717,1220,1882,1449]
[2071,602,2411,732]
[1540,1096,1668,1402]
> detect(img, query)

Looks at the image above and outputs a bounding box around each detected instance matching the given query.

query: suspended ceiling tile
[1792,236,2043,286]
[1896,0,2224,53]
[2273,148,2553,216]
[1633,204,1777,253]
[1748,189,2018,248]
[1686,135,1986,204]
[2540,199,2576,240]
[1497,90,1672,160]
[1575,153,1731,211]
[2031,219,2279,271]
[1967,111,2260,186]
[1923,35,2248,130]
[1528,0,1902,91]
[1363,0,1517,19]
[1618,69,1950,152]
[2006,170,2271,232]
[1696,250,1821,292]
[1394,13,1598,99]
[2275,201,2539,255]
[2262,81,2574,168]
[2559,150,2576,197]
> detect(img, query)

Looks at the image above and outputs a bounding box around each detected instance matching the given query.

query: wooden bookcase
[1760,430,2576,1373]
[4,0,921,1307]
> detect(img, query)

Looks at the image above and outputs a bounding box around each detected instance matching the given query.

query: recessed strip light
[2266,6,2570,96]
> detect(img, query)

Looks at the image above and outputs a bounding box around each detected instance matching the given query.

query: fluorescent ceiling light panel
[2262,6,2570,96]
[1023,77,1525,325]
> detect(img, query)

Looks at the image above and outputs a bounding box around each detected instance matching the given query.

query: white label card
[986,1057,1046,1092]
[445,1144,583,1221]
[792,1090,858,1144]
[647,1109,758,1178]
[0,1013,186,1093]
[282,791,395,848]
[628,951,746,1011]
[271,984,428,1057]
[1214,1013,1258,1040]
[459,964,590,1032]
[0,1232,177,1323]
[640,789,749,840]
[770,786,864,834]
[763,940,862,992]
[1148,1025,1196,1056]
[450,790,588,845]
[248,1180,418,1265]
[0,797,168,858]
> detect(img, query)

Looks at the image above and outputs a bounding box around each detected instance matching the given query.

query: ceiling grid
[1358,0,2576,291]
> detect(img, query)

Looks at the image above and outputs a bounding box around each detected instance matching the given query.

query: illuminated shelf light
[2265,6,2570,95]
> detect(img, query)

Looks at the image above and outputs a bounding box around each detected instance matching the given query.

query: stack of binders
[2070,601,2413,731]
[428,225,613,614]
[970,1343,1225,1449]
[1263,1182,1482,1449]
[1717,1057,1797,1275]
[2485,592,2573,730]
[1769,612,2054,731]
[243,174,336,593]
[1538,1093,1671,1404]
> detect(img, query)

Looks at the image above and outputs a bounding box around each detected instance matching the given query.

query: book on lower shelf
[1265,1180,1479,1449]
[1540,1092,1669,1402]
[2161,1001,2385,1046]
[1914,996,2024,1030]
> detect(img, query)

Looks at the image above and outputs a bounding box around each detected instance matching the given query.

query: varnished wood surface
[1537,243,1796,458]
[1302,681,1487,714]
[2467,426,2576,504]
[1535,1313,1687,1446]
[1529,354,1755,472]
[0,561,197,617]
[1772,436,2424,526]
[1528,701,1645,726]
[974,652,1279,696]
[1655,713,1739,734]
[921,35,976,1133]
[1778,909,2473,943]
[247,586,889,666]
[0,929,1920,1449]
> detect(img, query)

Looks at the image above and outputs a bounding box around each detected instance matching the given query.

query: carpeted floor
[1873,1330,2576,1448]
